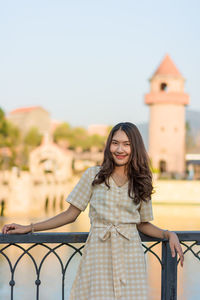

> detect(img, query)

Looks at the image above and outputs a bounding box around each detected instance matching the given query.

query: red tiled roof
[154,54,182,77]
[10,106,43,114]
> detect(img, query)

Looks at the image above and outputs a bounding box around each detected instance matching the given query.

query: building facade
[7,106,51,136]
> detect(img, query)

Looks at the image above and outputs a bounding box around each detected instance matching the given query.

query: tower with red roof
[145,54,190,175]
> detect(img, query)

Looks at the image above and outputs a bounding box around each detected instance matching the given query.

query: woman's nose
[116,144,124,152]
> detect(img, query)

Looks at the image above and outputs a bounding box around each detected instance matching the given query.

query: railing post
[161,241,177,300]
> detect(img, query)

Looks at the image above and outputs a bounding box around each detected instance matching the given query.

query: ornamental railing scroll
[0,231,200,300]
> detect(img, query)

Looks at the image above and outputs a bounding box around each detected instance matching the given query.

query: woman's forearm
[137,222,170,239]
[31,211,72,232]
[137,221,184,266]
[2,204,81,234]
[30,205,81,232]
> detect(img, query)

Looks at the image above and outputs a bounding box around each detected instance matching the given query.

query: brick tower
[145,54,190,175]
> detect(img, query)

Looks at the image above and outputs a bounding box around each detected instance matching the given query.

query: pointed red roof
[154,54,182,77]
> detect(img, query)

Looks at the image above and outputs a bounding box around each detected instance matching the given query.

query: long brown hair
[92,122,153,204]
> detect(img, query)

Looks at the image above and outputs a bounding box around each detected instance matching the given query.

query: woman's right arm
[1,204,81,234]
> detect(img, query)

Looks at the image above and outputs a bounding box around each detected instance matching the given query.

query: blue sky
[0,0,199,127]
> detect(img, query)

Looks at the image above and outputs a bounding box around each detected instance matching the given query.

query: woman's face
[110,129,131,167]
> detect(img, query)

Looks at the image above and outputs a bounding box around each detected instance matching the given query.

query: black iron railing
[0,231,200,300]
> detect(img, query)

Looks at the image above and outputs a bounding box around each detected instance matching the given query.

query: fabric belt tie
[93,222,134,299]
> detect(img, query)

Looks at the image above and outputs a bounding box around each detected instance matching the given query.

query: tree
[0,107,21,169]
[0,108,21,147]
[53,122,106,151]
[53,122,72,142]
[0,108,8,147]
[5,121,21,147]
[69,127,88,150]
[24,127,42,147]
[87,134,106,151]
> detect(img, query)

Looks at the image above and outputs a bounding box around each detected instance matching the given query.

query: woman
[2,122,184,300]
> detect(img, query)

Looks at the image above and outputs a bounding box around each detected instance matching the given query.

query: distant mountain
[137,123,148,149]
[186,109,200,137]
[137,109,200,151]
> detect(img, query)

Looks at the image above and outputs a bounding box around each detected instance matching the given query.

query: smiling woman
[2,122,184,300]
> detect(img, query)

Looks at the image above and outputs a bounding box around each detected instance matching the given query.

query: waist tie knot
[93,222,135,299]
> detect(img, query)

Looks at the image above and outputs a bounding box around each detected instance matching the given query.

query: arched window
[159,160,167,173]
[160,82,168,92]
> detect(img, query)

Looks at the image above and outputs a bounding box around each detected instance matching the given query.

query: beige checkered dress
[66,166,153,300]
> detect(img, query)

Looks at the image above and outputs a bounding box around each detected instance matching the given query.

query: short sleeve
[66,168,93,211]
[139,199,154,222]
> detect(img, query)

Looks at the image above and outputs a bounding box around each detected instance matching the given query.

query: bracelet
[30,223,34,233]
[162,229,169,240]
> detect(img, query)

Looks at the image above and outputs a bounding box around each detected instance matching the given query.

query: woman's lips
[115,155,127,160]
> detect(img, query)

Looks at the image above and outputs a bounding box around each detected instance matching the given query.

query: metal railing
[0,231,200,300]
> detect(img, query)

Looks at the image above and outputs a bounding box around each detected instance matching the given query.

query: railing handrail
[1,230,200,244]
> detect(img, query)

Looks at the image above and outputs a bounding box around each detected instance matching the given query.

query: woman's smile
[115,154,128,160]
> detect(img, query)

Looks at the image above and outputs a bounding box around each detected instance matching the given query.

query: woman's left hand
[168,231,184,267]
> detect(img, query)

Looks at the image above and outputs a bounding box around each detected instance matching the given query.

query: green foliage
[24,127,42,147]
[0,108,21,147]
[5,121,21,147]
[87,134,105,150]
[69,127,88,150]
[0,108,8,147]
[0,108,6,131]
[53,123,106,151]
[53,122,71,142]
